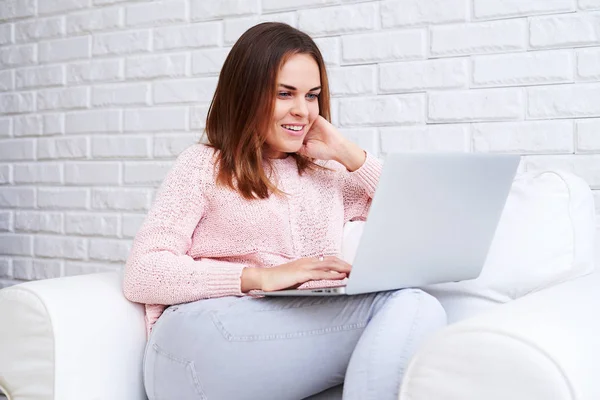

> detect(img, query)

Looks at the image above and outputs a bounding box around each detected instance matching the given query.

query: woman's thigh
[144,293,394,400]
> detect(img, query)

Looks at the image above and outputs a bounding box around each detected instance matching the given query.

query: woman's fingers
[312,256,351,273]
[309,271,347,281]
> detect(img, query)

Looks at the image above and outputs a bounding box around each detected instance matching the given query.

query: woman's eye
[306,93,319,100]
[278,92,291,98]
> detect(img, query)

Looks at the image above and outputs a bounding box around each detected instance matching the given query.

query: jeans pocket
[149,343,206,400]
[210,296,370,342]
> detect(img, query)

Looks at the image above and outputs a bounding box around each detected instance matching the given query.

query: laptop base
[256,286,347,296]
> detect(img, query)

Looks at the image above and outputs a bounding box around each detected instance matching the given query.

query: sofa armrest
[0,272,147,400]
[400,272,600,400]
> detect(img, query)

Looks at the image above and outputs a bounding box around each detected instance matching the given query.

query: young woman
[123,22,446,400]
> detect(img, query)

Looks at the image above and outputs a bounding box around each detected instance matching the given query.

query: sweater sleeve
[122,145,246,305]
[341,151,383,222]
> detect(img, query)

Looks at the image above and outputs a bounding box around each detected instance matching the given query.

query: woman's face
[264,53,322,159]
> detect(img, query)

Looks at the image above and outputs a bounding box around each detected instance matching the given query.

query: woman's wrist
[241,267,263,292]
[334,139,366,172]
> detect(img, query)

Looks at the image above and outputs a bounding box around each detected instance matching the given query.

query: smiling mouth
[282,124,304,131]
[281,124,305,135]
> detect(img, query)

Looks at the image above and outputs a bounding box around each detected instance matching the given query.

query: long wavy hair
[204,22,331,200]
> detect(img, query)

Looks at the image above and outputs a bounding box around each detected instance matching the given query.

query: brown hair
[204,22,331,200]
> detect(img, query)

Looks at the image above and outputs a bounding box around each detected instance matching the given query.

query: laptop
[256,152,521,297]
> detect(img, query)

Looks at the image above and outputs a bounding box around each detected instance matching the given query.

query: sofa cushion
[0,272,147,400]
[342,170,596,324]
[0,287,55,400]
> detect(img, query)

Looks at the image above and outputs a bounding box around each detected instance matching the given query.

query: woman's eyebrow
[278,83,322,91]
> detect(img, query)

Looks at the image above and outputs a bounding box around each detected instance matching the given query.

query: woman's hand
[299,116,344,161]
[241,256,351,293]
[300,116,366,172]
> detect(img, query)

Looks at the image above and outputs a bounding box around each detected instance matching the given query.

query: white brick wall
[1,0,599,286]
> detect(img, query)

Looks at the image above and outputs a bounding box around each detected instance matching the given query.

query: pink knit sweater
[123,144,382,333]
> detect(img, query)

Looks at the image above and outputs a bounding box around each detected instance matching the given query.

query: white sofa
[0,169,597,400]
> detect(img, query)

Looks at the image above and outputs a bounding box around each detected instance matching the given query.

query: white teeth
[282,125,303,131]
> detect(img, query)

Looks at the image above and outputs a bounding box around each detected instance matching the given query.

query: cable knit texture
[123,144,382,335]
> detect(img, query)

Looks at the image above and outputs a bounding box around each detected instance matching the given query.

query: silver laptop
[257,152,521,297]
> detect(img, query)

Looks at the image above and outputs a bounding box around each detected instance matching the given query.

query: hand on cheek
[299,116,345,161]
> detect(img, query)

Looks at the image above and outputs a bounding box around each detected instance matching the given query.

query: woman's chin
[281,141,304,154]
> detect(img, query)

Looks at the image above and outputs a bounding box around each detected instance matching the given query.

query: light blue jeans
[144,289,446,400]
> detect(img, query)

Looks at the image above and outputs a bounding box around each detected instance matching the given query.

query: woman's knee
[390,289,447,328]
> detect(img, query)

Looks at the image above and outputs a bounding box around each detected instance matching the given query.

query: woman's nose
[291,98,309,118]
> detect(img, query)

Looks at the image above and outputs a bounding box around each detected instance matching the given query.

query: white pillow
[342,170,596,324]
